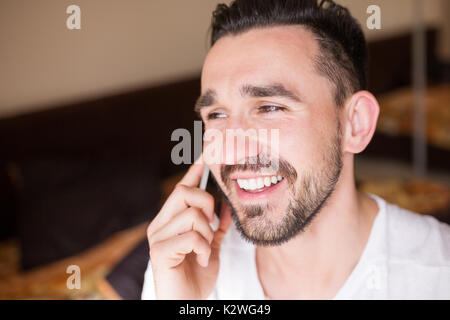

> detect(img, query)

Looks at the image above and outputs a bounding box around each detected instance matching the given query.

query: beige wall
[341,0,445,40]
[0,0,220,118]
[0,0,448,118]
[341,0,449,56]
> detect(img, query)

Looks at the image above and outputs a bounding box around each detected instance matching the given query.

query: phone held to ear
[199,165,220,232]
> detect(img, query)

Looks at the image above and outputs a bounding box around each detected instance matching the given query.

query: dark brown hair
[210,0,368,107]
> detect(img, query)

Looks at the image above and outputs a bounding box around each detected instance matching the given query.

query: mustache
[220,155,298,187]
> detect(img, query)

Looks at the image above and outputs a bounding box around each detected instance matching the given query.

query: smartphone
[199,165,220,232]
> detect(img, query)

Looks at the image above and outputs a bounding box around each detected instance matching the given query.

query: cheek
[278,115,336,173]
[202,125,228,165]
[279,121,319,168]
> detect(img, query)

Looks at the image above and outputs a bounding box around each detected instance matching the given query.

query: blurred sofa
[0,76,202,269]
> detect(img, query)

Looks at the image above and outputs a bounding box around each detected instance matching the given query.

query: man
[142,0,450,299]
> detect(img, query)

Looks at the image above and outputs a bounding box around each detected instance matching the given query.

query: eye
[207,111,227,120]
[258,105,286,113]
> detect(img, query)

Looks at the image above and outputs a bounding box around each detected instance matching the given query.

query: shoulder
[364,195,450,298]
[377,194,450,267]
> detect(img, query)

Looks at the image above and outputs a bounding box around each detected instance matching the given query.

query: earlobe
[343,91,380,154]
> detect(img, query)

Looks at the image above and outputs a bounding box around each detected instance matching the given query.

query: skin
[147,25,380,299]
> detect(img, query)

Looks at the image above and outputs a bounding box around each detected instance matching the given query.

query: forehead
[201,25,321,95]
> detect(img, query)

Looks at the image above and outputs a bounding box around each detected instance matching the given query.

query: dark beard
[218,122,343,246]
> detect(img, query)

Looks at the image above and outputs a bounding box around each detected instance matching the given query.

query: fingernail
[210,214,219,232]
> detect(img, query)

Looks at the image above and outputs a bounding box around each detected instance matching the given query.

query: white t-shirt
[141,193,450,299]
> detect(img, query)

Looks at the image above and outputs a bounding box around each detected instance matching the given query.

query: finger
[150,231,211,268]
[157,184,215,224]
[177,157,204,188]
[211,201,233,250]
[149,207,214,248]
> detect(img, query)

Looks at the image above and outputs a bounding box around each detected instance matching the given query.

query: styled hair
[210,0,368,107]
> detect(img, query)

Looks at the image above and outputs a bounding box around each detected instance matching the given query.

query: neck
[255,157,379,299]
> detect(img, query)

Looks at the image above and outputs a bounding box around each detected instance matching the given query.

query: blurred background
[0,0,449,299]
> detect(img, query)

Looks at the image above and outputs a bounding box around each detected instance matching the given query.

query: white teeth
[248,179,257,190]
[256,177,264,189]
[237,175,284,191]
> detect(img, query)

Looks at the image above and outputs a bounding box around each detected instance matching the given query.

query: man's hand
[146,161,232,299]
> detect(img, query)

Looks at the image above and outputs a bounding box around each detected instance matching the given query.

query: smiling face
[198,25,344,246]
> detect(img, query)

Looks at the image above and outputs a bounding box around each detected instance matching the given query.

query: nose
[222,118,262,165]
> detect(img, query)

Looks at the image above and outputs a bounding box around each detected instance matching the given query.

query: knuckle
[149,242,161,260]
[203,194,215,213]
[187,231,202,245]
[204,192,214,205]
[146,219,159,239]
[186,209,213,242]
[149,237,160,250]
[148,236,157,249]
[146,222,154,238]
[188,207,203,221]
[146,211,163,236]
[174,183,187,193]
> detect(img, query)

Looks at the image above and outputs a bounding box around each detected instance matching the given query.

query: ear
[343,91,380,154]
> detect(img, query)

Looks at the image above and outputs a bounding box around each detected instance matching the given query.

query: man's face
[199,26,343,246]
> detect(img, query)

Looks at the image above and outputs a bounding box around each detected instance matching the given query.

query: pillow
[103,239,149,300]
[14,154,161,270]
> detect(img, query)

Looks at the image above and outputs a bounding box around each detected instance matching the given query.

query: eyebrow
[194,89,217,114]
[194,83,302,114]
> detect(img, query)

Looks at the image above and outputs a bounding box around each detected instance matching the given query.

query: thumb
[211,201,232,250]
